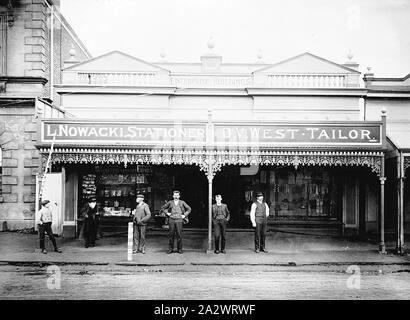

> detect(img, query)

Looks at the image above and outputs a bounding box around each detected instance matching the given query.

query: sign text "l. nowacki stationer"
[40,120,382,148]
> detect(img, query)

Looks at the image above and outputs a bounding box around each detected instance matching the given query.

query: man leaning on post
[250,191,270,253]
[37,199,62,254]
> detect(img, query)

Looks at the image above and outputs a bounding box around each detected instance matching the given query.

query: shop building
[363,70,410,253]
[0,0,90,230]
[33,43,397,253]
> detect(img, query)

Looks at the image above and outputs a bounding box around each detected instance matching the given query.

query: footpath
[0,230,409,267]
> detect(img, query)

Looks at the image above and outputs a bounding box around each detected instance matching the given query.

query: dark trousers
[254,221,267,250]
[133,224,146,251]
[95,217,102,238]
[168,219,183,251]
[84,219,97,247]
[213,219,227,251]
[39,222,58,250]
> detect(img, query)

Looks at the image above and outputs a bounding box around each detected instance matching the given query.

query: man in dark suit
[212,194,230,254]
[81,197,100,248]
[161,190,191,254]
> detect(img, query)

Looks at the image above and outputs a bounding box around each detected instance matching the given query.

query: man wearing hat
[132,194,151,254]
[37,199,62,254]
[161,190,191,254]
[250,191,270,253]
[81,197,100,248]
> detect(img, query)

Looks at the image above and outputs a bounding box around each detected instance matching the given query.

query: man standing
[37,199,62,254]
[161,190,191,254]
[250,192,270,253]
[132,194,151,254]
[81,197,99,248]
[212,194,230,254]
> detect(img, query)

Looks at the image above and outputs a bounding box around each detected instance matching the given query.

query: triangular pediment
[254,52,360,74]
[64,51,169,73]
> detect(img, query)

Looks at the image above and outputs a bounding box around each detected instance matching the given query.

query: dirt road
[1,264,409,300]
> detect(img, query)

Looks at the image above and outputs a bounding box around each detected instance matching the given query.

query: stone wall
[0,103,39,230]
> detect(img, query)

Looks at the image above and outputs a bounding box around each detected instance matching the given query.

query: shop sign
[40,120,382,148]
[41,121,207,146]
[213,123,382,147]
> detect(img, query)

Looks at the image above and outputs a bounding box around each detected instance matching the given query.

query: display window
[237,166,343,222]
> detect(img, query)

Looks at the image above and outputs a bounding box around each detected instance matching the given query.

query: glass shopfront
[268,167,341,220]
[61,163,352,233]
[211,166,344,227]
[75,164,208,231]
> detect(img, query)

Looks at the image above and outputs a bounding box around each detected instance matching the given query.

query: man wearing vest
[250,191,270,253]
[161,190,191,254]
[132,194,152,254]
[212,194,230,254]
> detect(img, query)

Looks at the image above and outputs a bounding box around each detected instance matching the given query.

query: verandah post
[396,152,405,254]
[379,109,387,254]
[207,166,213,253]
[379,154,386,254]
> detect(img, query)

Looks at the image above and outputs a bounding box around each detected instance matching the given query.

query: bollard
[127,222,133,261]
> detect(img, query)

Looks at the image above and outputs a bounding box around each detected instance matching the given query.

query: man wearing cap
[161,190,191,254]
[81,197,99,248]
[37,200,62,254]
[132,194,151,254]
[212,194,230,254]
[250,192,270,253]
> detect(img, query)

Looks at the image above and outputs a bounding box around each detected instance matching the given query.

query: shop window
[240,167,342,221]
[270,167,340,220]
[79,165,159,218]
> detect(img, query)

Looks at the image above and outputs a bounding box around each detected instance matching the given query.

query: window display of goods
[81,174,97,201]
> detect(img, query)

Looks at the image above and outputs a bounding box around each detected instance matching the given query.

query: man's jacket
[161,200,191,220]
[132,202,151,226]
[212,203,230,222]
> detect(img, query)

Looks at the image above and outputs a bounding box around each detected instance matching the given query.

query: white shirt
[250,201,270,225]
[37,206,53,224]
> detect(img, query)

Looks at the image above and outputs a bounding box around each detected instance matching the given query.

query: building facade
[363,71,410,253]
[1,5,408,253]
[0,0,90,230]
[34,42,398,253]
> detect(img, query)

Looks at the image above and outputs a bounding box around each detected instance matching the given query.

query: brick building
[0,0,90,230]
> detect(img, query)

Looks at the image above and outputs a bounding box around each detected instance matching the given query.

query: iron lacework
[39,148,384,177]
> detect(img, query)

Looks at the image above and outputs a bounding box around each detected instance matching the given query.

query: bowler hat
[136,194,144,199]
[41,199,50,206]
[255,191,264,197]
[88,197,97,202]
